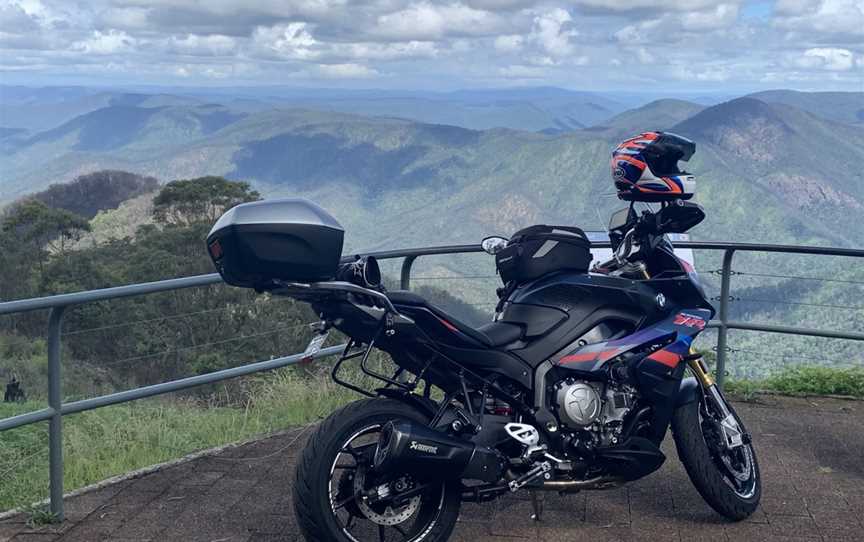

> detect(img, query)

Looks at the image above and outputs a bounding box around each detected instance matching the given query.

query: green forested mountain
[4,94,861,250]
[586,99,705,140]
[2,91,863,379]
[746,90,864,126]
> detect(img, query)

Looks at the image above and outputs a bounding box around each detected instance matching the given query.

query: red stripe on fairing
[647,350,682,368]
[559,352,597,364]
[680,258,695,273]
[437,317,459,333]
[560,348,620,365]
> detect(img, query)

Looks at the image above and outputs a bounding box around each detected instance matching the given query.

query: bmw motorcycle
[207,196,761,542]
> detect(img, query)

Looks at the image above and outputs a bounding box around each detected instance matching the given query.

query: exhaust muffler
[373,421,504,483]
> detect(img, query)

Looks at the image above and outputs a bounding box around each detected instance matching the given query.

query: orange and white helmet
[611,131,696,202]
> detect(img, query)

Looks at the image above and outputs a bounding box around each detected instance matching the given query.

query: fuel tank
[499,272,672,367]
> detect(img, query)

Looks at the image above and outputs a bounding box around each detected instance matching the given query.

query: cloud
[531,8,576,58]
[72,30,136,55]
[316,62,379,78]
[166,34,238,56]
[494,34,523,52]
[373,2,507,40]
[570,0,727,13]
[0,0,860,90]
[791,48,856,71]
[252,22,319,60]
[773,0,864,41]
[613,3,740,43]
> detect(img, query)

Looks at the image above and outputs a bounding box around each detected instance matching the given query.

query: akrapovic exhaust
[373,421,504,484]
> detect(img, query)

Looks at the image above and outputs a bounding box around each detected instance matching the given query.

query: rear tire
[671,398,761,520]
[294,398,462,541]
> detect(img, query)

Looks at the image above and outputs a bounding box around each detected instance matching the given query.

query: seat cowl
[386,290,427,306]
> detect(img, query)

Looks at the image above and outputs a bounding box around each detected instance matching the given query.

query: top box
[207,198,345,289]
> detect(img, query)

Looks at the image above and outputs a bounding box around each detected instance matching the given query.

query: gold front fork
[687,346,715,388]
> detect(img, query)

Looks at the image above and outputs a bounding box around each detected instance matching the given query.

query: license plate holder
[302,330,330,362]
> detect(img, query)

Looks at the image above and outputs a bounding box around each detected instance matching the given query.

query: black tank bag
[495,225,592,286]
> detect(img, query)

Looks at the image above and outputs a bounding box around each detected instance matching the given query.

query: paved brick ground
[2,395,862,542]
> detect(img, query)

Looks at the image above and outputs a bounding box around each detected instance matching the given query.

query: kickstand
[529,491,543,521]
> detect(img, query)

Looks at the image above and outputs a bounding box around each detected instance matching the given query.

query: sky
[0,0,862,92]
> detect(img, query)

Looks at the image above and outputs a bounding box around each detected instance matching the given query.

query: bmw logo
[656,293,666,308]
[613,166,626,179]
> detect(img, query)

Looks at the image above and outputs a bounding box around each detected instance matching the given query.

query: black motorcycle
[207,197,760,542]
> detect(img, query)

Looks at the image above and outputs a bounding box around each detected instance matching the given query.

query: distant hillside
[673,97,864,237]
[747,90,864,125]
[584,99,705,140]
[32,170,159,219]
[0,88,206,133]
[24,104,246,152]
[4,96,864,251]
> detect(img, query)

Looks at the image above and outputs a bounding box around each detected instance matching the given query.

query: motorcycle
[207,196,761,542]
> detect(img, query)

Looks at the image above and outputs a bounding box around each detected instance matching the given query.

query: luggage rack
[270,280,413,323]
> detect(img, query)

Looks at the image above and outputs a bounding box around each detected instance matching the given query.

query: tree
[152,176,260,226]
[1,200,91,273]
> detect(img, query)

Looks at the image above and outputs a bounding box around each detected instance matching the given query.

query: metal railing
[1,240,863,520]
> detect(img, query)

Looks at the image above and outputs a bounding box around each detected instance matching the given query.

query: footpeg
[505,423,539,446]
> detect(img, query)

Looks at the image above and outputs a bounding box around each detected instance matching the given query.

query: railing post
[715,249,735,390]
[400,256,418,291]
[47,306,66,521]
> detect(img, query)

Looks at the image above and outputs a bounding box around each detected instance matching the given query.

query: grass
[725,366,864,399]
[3,363,861,514]
[0,365,362,513]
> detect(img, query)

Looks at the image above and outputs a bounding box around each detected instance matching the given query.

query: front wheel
[671,395,761,520]
[293,398,462,541]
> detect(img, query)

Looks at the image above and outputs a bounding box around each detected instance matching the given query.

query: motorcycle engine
[554,378,637,447]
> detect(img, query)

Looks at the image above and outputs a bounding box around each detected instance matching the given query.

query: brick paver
[2,395,861,541]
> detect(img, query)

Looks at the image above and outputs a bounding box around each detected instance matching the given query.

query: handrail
[1,239,863,520]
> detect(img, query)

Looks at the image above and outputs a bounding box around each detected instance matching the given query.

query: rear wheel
[294,398,461,541]
[671,395,761,520]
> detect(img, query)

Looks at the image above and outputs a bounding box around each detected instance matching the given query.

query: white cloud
[494,34,524,52]
[97,7,151,29]
[342,40,439,60]
[613,3,739,43]
[167,34,237,56]
[680,3,739,30]
[531,8,576,58]
[374,2,505,40]
[316,62,379,78]
[792,47,856,71]
[570,0,727,13]
[774,0,864,39]
[773,0,818,16]
[635,47,655,64]
[0,0,860,91]
[72,30,136,54]
[253,22,319,60]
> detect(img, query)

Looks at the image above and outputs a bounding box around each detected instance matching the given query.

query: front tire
[294,398,462,541]
[671,397,761,520]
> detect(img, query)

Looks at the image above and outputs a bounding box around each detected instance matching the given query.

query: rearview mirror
[481,236,508,255]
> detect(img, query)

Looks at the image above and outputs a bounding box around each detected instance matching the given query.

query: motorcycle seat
[387,290,523,348]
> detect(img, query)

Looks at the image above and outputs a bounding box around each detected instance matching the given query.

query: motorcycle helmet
[611,131,696,201]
